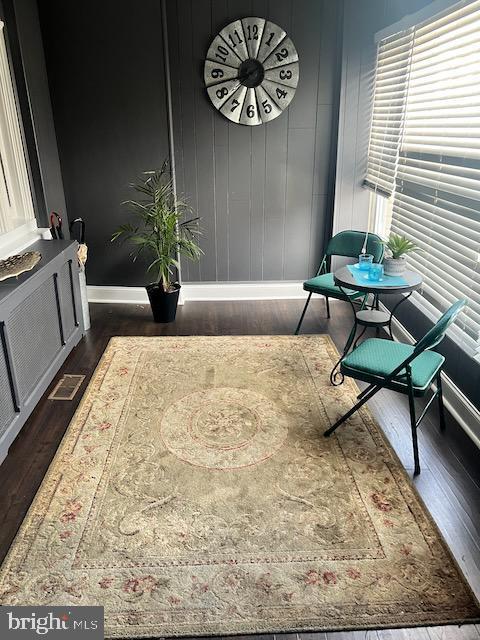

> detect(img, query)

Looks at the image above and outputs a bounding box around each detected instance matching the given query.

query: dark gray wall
[168,0,341,282]
[38,0,171,286]
[39,0,340,285]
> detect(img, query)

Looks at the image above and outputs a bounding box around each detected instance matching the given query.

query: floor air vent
[48,374,85,401]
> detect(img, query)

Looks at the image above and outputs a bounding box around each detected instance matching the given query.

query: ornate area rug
[0,336,478,637]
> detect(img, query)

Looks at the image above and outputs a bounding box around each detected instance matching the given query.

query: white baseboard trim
[87,286,150,305]
[382,303,480,449]
[87,281,306,304]
[181,281,305,301]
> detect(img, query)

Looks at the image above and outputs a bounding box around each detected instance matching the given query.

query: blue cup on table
[358,253,374,270]
[368,263,384,282]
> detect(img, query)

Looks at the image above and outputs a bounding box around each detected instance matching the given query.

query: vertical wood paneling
[226,0,252,21]
[167,0,187,282]
[263,113,288,280]
[284,128,316,279]
[176,0,198,281]
[39,0,171,287]
[192,0,217,281]
[289,0,322,129]
[313,105,334,197]
[167,1,184,198]
[309,194,327,274]
[318,0,339,105]
[250,0,268,280]
[332,0,364,235]
[214,143,229,281]
[264,0,292,280]
[225,0,254,281]
[212,0,230,281]
[169,0,340,282]
[282,0,324,279]
[250,124,266,279]
[228,122,251,280]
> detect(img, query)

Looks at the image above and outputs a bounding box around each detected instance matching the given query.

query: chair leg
[407,381,421,476]
[295,292,313,335]
[325,296,331,318]
[437,372,446,433]
[324,384,382,437]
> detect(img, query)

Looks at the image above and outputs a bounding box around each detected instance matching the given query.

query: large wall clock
[204,17,299,125]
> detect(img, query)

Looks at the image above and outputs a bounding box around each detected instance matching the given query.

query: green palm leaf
[382,233,422,259]
[112,161,203,290]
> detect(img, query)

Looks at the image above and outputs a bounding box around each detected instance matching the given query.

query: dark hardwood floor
[0,298,479,640]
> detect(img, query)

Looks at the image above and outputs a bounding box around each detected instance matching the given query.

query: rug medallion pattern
[0,336,478,637]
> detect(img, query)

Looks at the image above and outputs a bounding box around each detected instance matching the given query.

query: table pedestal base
[329,287,415,386]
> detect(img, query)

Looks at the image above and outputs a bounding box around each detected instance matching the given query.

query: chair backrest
[325,230,384,263]
[414,299,466,354]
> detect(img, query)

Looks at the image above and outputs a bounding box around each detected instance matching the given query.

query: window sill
[0,220,47,260]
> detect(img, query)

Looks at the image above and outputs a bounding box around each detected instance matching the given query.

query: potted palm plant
[382,233,420,276]
[112,162,202,323]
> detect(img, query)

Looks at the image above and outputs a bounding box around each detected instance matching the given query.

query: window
[0,20,35,238]
[365,0,480,361]
[372,191,393,239]
[364,28,414,198]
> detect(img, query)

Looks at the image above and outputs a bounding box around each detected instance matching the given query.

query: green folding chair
[295,230,384,335]
[324,299,466,475]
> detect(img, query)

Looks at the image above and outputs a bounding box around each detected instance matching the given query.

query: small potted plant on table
[112,162,202,323]
[382,233,421,276]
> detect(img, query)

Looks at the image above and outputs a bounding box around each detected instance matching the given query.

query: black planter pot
[146,283,180,323]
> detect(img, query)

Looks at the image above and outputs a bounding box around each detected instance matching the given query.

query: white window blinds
[366,0,480,361]
[364,28,414,197]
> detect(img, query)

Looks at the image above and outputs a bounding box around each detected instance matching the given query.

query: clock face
[204,18,299,126]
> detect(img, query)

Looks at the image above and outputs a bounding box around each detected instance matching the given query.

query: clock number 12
[246,24,259,41]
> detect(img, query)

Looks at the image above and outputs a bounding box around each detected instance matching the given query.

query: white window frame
[0,19,38,258]
[371,191,393,240]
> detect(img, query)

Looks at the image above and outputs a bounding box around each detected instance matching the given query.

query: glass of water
[358,254,374,271]
[369,263,384,282]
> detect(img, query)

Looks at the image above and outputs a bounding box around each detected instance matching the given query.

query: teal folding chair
[295,230,384,335]
[324,300,466,475]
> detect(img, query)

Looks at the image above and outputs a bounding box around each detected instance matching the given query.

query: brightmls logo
[0,607,103,639]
